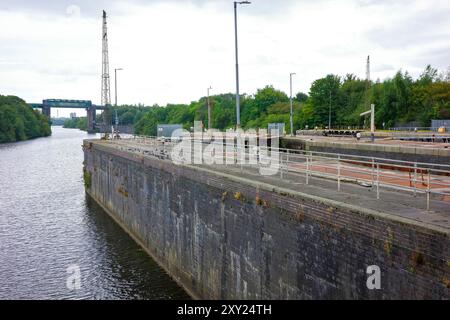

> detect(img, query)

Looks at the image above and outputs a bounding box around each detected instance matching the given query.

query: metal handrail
[110,135,450,211]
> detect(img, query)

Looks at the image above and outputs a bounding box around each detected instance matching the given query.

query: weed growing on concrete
[83,169,92,189]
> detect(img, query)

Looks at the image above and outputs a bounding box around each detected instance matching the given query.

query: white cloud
[0,0,449,117]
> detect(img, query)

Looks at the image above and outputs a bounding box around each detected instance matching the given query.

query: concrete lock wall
[83,141,450,299]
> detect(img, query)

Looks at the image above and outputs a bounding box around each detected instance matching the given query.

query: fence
[111,135,450,211]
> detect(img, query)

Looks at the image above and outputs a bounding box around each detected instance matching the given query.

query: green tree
[124,65,450,135]
[295,92,309,103]
[308,74,341,127]
[0,95,51,143]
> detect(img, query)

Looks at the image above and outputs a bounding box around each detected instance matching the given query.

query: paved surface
[94,139,450,230]
[206,164,450,230]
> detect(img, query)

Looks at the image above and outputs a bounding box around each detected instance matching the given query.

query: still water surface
[0,127,190,299]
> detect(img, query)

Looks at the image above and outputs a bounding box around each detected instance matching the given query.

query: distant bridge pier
[86,105,97,133]
[42,105,51,119]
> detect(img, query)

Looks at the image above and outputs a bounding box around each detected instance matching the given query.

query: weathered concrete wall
[281,138,450,165]
[83,141,450,299]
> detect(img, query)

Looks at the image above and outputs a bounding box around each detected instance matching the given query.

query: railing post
[287,149,290,176]
[223,139,227,166]
[280,152,283,179]
[241,147,244,172]
[337,155,341,191]
[309,151,313,183]
[427,171,431,211]
[413,163,417,197]
[306,154,309,185]
[376,163,380,200]
[371,157,375,187]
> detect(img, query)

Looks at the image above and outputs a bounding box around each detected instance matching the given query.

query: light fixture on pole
[289,73,296,136]
[114,68,123,107]
[234,1,251,129]
[207,86,212,130]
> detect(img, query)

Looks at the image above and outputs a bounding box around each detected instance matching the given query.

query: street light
[114,68,123,107]
[234,1,251,129]
[328,90,332,129]
[290,73,296,136]
[207,86,212,130]
[114,68,123,137]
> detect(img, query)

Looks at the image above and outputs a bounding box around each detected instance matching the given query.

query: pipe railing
[108,135,450,211]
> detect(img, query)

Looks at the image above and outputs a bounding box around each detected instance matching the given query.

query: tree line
[127,65,449,136]
[76,65,450,136]
[63,117,87,131]
[0,95,51,143]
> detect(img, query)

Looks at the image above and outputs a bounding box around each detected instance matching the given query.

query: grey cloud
[0,0,120,17]
[365,6,450,49]
[356,0,396,7]
[372,63,395,72]
[409,46,450,71]
[0,0,318,17]
[36,66,97,77]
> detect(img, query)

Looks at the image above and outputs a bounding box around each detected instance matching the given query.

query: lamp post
[290,73,296,136]
[114,68,123,137]
[207,86,212,130]
[234,1,251,129]
[114,68,123,107]
[328,90,332,129]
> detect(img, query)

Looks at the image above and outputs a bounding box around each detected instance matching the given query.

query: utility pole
[207,86,212,130]
[289,73,296,136]
[366,55,371,110]
[101,10,112,134]
[234,1,251,129]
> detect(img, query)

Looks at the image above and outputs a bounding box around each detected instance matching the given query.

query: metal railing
[109,135,450,211]
[271,147,450,211]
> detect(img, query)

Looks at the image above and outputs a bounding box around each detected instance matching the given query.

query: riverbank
[0,95,51,143]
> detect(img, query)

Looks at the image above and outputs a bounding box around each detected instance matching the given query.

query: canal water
[0,127,190,299]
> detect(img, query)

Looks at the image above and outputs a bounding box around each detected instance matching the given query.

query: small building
[268,123,285,136]
[431,119,450,132]
[157,124,183,140]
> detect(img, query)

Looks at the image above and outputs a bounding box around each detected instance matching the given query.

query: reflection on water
[0,127,190,299]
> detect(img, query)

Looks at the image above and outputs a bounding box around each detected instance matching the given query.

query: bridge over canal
[29,99,108,133]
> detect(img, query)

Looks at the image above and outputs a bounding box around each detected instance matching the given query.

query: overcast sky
[0,0,449,117]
